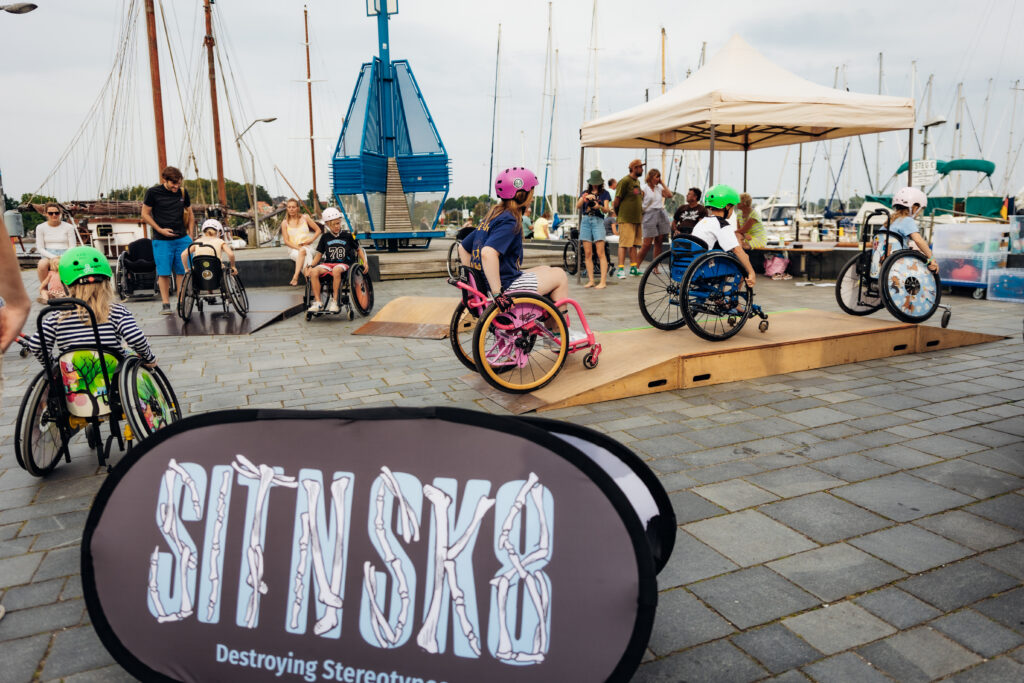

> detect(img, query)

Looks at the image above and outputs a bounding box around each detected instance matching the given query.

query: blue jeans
[152,235,192,276]
[579,215,606,242]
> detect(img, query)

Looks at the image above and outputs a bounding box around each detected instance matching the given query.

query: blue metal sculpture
[332,1,450,250]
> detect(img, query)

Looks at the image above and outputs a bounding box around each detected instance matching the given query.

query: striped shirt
[25,303,156,365]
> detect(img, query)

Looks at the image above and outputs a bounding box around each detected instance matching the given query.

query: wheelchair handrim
[880,250,941,323]
[16,371,64,475]
[473,296,568,392]
[835,254,882,315]
[638,251,686,331]
[682,253,752,341]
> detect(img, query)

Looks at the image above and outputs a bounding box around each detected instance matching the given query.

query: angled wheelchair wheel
[639,251,686,330]
[472,293,568,394]
[115,255,129,301]
[836,253,883,316]
[15,370,66,476]
[449,302,479,371]
[226,272,249,317]
[119,358,181,440]
[349,264,374,316]
[563,240,579,275]
[177,272,196,322]
[303,277,315,321]
[880,249,941,324]
[446,242,461,279]
[681,252,753,342]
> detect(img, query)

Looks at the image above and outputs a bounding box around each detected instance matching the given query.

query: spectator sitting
[532,211,552,240]
[280,198,322,286]
[34,203,80,303]
[735,193,767,249]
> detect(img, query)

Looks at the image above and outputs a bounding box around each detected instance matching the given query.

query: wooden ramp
[352,296,459,339]
[463,309,1005,414]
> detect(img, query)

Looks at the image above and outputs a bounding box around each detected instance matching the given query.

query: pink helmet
[494,167,539,200]
[892,187,927,212]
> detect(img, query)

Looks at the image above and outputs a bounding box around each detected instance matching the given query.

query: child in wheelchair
[181,218,238,275]
[888,187,938,274]
[307,206,366,314]
[690,184,757,289]
[23,246,157,369]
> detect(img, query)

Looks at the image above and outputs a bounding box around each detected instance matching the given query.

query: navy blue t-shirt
[315,230,360,265]
[468,210,523,290]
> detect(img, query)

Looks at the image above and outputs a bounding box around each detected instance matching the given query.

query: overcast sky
[2,0,1022,207]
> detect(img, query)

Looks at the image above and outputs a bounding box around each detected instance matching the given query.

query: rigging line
[156,0,201,179]
[961,102,986,158]
[30,0,139,201]
[98,0,141,196]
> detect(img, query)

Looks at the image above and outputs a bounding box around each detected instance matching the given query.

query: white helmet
[892,187,927,213]
[321,207,344,223]
[201,218,223,234]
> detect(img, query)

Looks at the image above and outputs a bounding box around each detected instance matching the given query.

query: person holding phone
[575,170,613,288]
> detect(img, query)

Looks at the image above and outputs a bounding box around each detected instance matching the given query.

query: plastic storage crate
[931,224,1010,254]
[933,250,1007,287]
[986,268,1024,303]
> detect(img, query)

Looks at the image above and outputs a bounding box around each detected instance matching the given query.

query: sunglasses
[47,211,60,216]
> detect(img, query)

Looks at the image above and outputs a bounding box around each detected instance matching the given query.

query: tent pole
[797,143,802,213]
[709,125,715,186]
[577,146,585,284]
[743,144,748,191]
[907,128,914,186]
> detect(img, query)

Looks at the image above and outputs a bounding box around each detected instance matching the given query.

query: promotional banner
[83,408,665,683]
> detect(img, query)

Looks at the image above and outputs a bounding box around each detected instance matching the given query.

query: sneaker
[327,301,340,313]
[307,302,321,313]
[629,265,640,276]
[160,303,172,315]
[616,267,626,280]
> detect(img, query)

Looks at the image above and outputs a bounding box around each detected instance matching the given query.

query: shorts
[642,209,671,238]
[617,222,641,248]
[152,235,192,276]
[46,249,67,261]
[506,271,539,293]
[312,262,350,276]
[289,246,315,268]
[579,215,606,242]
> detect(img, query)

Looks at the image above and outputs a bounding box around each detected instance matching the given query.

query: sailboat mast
[875,53,882,192]
[487,24,502,195]
[534,1,552,216]
[203,0,227,207]
[303,6,320,213]
[660,27,666,175]
[1004,81,1021,196]
[143,0,167,173]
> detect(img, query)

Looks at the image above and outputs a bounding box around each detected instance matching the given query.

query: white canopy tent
[579,35,917,190]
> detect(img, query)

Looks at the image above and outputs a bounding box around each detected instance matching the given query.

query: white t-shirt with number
[691,215,739,252]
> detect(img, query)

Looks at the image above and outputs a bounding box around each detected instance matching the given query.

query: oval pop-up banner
[83,407,661,683]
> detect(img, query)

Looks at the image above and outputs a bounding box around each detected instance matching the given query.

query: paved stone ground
[1,268,1022,682]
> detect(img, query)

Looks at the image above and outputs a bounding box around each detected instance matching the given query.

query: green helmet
[705,184,740,209]
[58,246,112,287]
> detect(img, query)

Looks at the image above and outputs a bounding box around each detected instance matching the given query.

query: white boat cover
[580,35,915,151]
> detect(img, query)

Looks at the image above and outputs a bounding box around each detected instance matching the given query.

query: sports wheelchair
[177,244,249,321]
[448,265,601,393]
[115,238,159,300]
[638,234,769,341]
[304,262,374,321]
[835,209,951,327]
[14,299,181,476]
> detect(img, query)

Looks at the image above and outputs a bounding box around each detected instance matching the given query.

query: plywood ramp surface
[465,309,1004,414]
[352,296,459,339]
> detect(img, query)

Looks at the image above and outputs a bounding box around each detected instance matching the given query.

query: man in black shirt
[142,166,195,313]
[672,187,708,235]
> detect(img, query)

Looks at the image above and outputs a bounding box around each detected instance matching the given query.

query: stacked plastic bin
[985,218,1024,303]
[931,224,1010,296]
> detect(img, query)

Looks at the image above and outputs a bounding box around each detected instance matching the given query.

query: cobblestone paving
[1,268,1022,682]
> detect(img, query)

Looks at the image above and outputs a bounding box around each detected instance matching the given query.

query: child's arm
[113,307,157,366]
[222,242,237,274]
[909,232,938,272]
[24,314,57,365]
[730,246,757,287]
[180,244,194,272]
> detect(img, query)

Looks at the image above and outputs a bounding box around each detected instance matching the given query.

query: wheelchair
[564,226,616,277]
[835,208,951,327]
[115,238,159,300]
[304,262,374,321]
[14,299,182,476]
[448,265,601,393]
[177,244,249,322]
[638,234,769,341]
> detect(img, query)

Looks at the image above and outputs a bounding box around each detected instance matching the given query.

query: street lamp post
[235,117,276,247]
